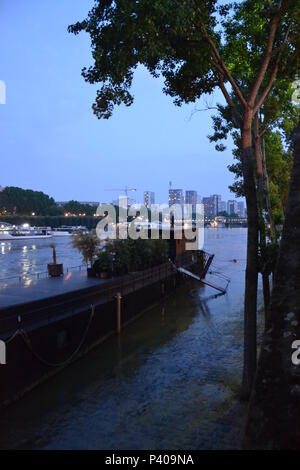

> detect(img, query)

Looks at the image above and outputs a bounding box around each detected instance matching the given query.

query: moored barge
[0,237,212,409]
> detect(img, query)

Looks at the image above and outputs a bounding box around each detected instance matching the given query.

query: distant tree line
[0,187,98,217]
[61,200,98,216]
[217,211,241,219]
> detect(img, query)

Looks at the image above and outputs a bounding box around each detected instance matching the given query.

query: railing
[174,250,213,278]
[0,265,85,285]
[100,262,176,302]
[0,261,177,334]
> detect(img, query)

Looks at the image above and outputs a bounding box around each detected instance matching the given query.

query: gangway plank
[177,267,227,294]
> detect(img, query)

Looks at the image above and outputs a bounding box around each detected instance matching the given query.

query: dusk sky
[0,0,240,204]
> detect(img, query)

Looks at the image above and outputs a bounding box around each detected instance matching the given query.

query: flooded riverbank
[0,228,263,449]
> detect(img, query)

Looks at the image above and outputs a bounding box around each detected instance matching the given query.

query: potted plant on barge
[94,249,113,279]
[48,243,64,277]
[71,231,100,277]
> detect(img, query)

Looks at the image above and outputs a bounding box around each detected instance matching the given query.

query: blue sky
[0,0,239,204]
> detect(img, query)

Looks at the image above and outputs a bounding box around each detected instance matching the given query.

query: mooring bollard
[116,292,121,334]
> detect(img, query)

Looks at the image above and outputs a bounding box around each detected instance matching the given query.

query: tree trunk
[254,114,271,324]
[241,110,259,400]
[261,223,271,320]
[259,213,271,320]
[262,271,270,317]
[261,136,276,243]
[254,113,263,193]
[244,123,300,449]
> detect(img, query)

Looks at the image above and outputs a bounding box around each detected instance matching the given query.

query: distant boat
[49,226,89,237]
[210,217,225,228]
[0,223,52,241]
[49,228,72,237]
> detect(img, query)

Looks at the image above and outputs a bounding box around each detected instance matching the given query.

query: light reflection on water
[0,237,82,281]
[0,229,263,449]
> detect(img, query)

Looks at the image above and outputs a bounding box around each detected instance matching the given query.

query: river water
[0,236,83,283]
[0,228,263,449]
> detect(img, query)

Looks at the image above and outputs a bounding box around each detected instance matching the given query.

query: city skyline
[0,182,244,209]
[1,0,240,204]
[66,190,244,207]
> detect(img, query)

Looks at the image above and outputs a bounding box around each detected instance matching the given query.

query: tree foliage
[0,187,99,217]
[62,200,98,216]
[69,1,300,120]
[0,186,60,216]
[103,238,169,275]
[71,231,100,266]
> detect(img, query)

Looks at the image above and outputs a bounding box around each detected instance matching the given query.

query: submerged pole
[116,292,121,334]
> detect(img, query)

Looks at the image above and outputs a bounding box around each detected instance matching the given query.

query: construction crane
[105,187,137,197]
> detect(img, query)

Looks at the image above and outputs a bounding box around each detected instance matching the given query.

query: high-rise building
[168,189,184,207]
[227,200,238,215]
[202,196,216,218]
[211,194,221,215]
[202,194,221,217]
[218,201,226,213]
[144,191,155,208]
[116,196,136,209]
[185,190,198,212]
[237,201,245,218]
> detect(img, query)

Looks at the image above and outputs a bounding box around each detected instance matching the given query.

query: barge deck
[0,271,106,310]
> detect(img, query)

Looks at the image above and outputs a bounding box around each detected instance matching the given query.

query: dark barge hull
[0,249,210,410]
[0,262,185,409]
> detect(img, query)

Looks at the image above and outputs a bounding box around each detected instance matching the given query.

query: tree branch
[259,124,269,138]
[254,64,280,115]
[217,74,243,128]
[204,33,248,109]
[253,22,292,114]
[188,103,218,122]
[195,15,248,109]
[248,0,290,107]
